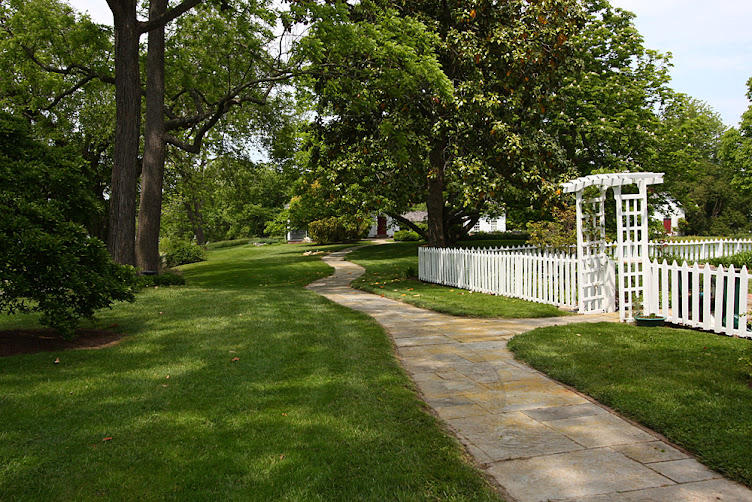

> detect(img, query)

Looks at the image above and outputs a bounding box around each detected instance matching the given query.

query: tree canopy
[294,0,585,246]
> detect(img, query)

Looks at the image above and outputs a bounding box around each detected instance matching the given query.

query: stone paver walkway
[307,248,752,502]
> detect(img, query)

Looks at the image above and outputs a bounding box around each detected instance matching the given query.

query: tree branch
[22,44,115,85]
[138,0,204,33]
[388,213,427,239]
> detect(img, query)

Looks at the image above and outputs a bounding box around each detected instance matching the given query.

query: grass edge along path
[0,242,502,501]
[508,322,752,487]
[347,242,570,319]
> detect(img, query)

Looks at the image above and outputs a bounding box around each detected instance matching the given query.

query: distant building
[652,199,685,235]
[470,214,507,234]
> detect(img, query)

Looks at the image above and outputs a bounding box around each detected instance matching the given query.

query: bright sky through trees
[69,0,751,126]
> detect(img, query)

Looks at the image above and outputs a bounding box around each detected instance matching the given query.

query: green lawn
[0,243,501,501]
[347,242,570,318]
[508,322,752,487]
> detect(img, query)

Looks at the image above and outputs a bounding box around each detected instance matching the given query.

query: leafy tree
[0,0,115,240]
[551,0,673,174]
[161,152,293,242]
[720,77,752,199]
[295,0,584,247]
[0,113,137,337]
[3,0,298,268]
[656,94,751,235]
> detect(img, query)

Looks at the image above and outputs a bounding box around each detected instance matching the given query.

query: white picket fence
[646,260,750,337]
[418,246,578,308]
[647,238,752,262]
[418,244,752,338]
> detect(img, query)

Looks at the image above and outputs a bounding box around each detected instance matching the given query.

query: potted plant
[632,293,667,327]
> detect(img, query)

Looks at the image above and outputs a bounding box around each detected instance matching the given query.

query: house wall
[652,200,685,235]
[367,215,396,238]
[471,214,507,233]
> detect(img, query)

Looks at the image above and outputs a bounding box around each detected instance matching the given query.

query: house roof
[402,211,428,222]
[561,172,664,193]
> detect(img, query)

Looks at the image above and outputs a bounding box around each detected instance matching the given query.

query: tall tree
[720,77,752,199]
[296,0,584,246]
[550,0,673,174]
[105,0,203,265]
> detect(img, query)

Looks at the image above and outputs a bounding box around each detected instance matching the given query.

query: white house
[470,214,507,234]
[652,199,685,235]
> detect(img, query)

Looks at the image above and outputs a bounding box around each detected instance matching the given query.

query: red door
[663,218,672,233]
[377,216,387,236]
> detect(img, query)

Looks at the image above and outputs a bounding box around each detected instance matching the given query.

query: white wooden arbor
[561,173,664,322]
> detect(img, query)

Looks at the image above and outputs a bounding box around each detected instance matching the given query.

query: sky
[69,0,752,126]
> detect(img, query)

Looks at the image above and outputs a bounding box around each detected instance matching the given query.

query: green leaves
[0,113,138,337]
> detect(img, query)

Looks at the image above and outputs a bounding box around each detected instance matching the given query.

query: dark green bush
[161,239,207,267]
[465,230,529,242]
[707,251,752,270]
[307,216,369,244]
[138,271,186,288]
[0,112,138,337]
[393,229,421,241]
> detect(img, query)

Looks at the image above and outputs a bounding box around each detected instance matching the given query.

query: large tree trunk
[107,2,141,265]
[426,141,447,247]
[136,0,167,272]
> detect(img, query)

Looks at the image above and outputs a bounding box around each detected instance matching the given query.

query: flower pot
[634,316,666,327]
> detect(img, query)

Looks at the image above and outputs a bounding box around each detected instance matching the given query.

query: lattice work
[562,172,663,320]
[614,182,651,322]
[575,188,614,314]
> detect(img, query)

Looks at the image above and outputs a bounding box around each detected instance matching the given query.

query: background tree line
[2,0,752,333]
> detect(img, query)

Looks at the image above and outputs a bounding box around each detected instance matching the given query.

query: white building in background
[652,199,685,236]
[470,214,507,234]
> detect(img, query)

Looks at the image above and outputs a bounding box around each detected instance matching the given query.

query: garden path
[307,247,752,502]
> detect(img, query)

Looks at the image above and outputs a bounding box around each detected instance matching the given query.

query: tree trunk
[136,0,168,272]
[185,197,205,245]
[426,142,447,247]
[107,2,141,265]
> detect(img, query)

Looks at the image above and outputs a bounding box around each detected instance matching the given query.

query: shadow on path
[307,248,752,502]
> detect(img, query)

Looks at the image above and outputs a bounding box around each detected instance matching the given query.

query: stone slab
[611,441,689,464]
[648,459,722,484]
[450,412,583,461]
[545,412,657,448]
[486,448,674,502]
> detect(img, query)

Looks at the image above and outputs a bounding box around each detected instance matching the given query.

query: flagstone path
[307,248,752,502]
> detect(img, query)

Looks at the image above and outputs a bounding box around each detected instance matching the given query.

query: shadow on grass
[509,322,752,486]
[0,244,500,501]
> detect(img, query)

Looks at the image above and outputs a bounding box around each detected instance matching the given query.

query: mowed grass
[508,322,752,486]
[348,242,569,318]
[0,243,502,501]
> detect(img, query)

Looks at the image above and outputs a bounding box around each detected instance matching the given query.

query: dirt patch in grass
[0,328,124,356]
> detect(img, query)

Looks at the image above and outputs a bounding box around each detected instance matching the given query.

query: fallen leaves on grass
[231,357,240,362]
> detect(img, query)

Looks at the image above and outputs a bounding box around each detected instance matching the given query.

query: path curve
[307,248,752,502]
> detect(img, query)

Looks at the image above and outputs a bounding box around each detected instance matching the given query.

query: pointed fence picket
[418,244,751,338]
[418,246,578,308]
[645,259,750,338]
[648,238,752,262]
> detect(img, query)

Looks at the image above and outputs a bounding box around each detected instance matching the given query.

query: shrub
[307,216,369,244]
[526,206,576,252]
[465,230,529,242]
[707,251,752,270]
[0,113,138,337]
[161,239,207,268]
[393,229,421,241]
[138,271,186,288]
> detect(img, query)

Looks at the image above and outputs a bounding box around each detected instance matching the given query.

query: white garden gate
[562,173,665,322]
